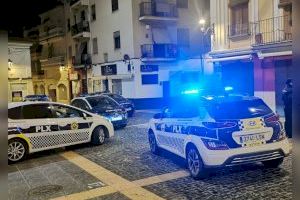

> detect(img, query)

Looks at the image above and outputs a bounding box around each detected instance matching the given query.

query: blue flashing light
[181,89,199,95]
[206,96,214,100]
[224,86,233,92]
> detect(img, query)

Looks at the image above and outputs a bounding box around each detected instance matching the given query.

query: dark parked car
[23,95,50,102]
[99,93,135,117]
[71,95,128,129]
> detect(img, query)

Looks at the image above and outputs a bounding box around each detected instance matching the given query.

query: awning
[257,51,292,59]
[207,55,252,63]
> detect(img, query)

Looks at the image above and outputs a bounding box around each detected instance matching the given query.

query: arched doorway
[34,85,38,95]
[58,84,67,101]
[40,85,45,95]
[48,84,57,102]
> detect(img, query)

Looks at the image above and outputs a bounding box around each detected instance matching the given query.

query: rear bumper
[201,138,291,168]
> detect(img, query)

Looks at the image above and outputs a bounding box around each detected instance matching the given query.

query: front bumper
[111,118,128,127]
[201,138,291,167]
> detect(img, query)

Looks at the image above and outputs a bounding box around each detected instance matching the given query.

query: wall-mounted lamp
[8,59,13,71]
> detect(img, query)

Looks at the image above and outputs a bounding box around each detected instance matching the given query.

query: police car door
[17,103,61,152]
[51,104,93,145]
[159,108,191,157]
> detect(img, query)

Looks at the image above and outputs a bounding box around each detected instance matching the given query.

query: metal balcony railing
[140,2,178,18]
[40,55,65,67]
[228,23,251,38]
[141,44,178,59]
[73,54,92,66]
[39,26,64,40]
[252,15,292,45]
[71,21,90,36]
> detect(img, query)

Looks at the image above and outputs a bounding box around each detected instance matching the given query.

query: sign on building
[101,64,117,75]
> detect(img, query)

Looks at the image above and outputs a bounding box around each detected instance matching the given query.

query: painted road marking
[87,181,105,189]
[58,151,164,200]
[132,170,189,187]
[126,123,148,128]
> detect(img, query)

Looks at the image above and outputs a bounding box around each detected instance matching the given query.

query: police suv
[8,101,114,163]
[148,94,291,179]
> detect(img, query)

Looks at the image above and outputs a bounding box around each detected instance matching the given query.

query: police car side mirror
[82,112,87,120]
[153,113,162,119]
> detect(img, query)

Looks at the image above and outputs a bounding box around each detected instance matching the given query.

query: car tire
[8,138,28,163]
[148,131,160,155]
[91,126,106,145]
[262,158,284,168]
[186,145,208,180]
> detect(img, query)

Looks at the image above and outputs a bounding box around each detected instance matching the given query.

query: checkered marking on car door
[29,131,90,149]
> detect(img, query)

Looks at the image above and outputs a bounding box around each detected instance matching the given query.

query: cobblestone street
[8,110,292,200]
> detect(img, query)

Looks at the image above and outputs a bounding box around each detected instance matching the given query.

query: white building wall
[89,0,135,63]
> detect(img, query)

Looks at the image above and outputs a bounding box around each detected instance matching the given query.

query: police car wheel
[186,146,207,180]
[148,132,160,155]
[91,126,106,145]
[8,139,28,163]
[262,158,284,168]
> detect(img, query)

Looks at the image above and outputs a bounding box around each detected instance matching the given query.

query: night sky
[3,0,61,37]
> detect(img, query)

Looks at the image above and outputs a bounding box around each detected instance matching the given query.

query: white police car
[148,95,291,179]
[8,101,114,163]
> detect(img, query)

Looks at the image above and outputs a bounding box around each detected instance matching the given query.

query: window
[22,104,53,119]
[93,38,98,54]
[8,107,22,119]
[229,1,249,37]
[68,46,72,59]
[86,96,119,111]
[141,74,158,85]
[177,28,190,46]
[176,0,188,8]
[67,19,70,32]
[81,10,86,21]
[113,31,121,49]
[52,105,82,118]
[91,4,96,21]
[112,0,119,12]
[71,99,91,111]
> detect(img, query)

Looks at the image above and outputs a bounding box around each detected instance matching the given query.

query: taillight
[202,122,236,129]
[265,114,279,123]
[201,138,229,150]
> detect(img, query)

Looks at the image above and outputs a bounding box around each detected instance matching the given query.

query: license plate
[240,134,265,147]
[111,116,122,121]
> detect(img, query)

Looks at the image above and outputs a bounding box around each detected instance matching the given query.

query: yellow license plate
[242,118,262,130]
[244,140,263,147]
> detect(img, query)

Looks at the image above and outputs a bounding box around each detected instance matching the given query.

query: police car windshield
[207,99,273,120]
[86,96,119,110]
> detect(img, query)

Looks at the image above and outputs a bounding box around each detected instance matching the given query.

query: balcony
[40,55,65,68]
[252,15,292,46]
[71,21,91,40]
[141,44,178,62]
[72,54,92,68]
[70,0,89,11]
[139,2,178,25]
[39,26,64,42]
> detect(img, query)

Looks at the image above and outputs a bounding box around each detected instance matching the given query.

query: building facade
[64,0,210,107]
[8,41,34,102]
[25,6,71,104]
[209,0,292,114]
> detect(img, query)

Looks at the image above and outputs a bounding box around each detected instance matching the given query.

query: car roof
[8,101,71,109]
[201,94,261,103]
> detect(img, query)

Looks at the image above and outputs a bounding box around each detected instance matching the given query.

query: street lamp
[198,18,215,74]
